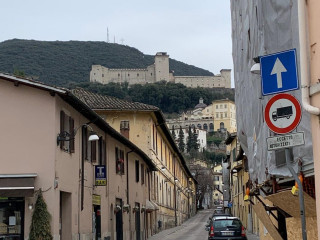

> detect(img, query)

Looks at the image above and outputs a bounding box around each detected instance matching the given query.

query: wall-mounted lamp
[174,178,178,182]
[250,63,261,74]
[57,123,99,145]
[28,203,33,210]
[161,166,166,171]
[250,56,261,74]
[232,169,238,173]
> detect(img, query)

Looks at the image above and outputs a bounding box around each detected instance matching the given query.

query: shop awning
[265,190,316,217]
[0,174,37,197]
[146,199,159,212]
[252,202,283,240]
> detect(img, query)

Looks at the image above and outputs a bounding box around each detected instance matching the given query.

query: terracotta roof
[71,88,159,111]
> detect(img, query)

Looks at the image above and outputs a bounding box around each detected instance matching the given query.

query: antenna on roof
[107,27,109,43]
[120,38,124,44]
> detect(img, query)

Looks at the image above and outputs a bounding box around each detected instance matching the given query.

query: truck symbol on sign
[272,106,293,121]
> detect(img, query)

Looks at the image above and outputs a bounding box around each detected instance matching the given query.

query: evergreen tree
[186,126,192,153]
[29,191,53,240]
[178,126,185,152]
[171,125,176,140]
[192,126,200,151]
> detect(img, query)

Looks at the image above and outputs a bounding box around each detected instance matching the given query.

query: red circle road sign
[264,93,302,134]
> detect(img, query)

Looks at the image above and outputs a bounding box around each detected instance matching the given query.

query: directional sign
[267,132,305,151]
[264,93,302,134]
[260,49,299,96]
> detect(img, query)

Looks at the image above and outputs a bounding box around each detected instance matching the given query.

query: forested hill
[0,39,214,86]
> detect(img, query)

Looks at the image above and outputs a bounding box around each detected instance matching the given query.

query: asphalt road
[147,209,260,240]
[147,209,211,240]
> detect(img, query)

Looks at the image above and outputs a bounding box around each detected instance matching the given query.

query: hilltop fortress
[90,52,231,88]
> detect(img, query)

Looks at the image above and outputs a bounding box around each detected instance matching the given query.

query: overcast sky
[1,0,233,85]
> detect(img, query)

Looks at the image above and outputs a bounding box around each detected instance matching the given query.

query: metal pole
[285,148,307,240]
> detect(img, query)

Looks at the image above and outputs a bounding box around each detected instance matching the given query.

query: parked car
[206,216,247,240]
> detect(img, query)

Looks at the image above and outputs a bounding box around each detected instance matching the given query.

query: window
[224,104,227,108]
[81,125,96,162]
[128,73,130,77]
[102,74,104,77]
[225,113,228,118]
[60,110,74,153]
[216,113,219,118]
[137,73,139,77]
[115,147,125,174]
[98,137,106,165]
[118,73,120,77]
[135,160,139,182]
[141,164,145,184]
[216,105,218,109]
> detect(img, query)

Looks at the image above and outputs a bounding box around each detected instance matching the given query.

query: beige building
[212,164,223,205]
[0,73,162,240]
[90,52,231,89]
[72,88,197,231]
[202,99,237,133]
[167,98,214,133]
[306,0,320,236]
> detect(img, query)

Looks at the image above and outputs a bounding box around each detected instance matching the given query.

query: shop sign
[92,194,101,205]
[95,165,106,186]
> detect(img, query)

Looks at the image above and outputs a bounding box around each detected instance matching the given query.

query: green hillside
[0,39,213,86]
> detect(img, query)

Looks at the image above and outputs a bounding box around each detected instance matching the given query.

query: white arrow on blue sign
[260,49,299,96]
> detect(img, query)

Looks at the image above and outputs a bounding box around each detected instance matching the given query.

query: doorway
[93,205,101,240]
[115,199,123,240]
[60,191,72,240]
[135,203,141,240]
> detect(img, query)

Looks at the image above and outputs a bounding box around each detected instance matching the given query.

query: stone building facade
[90,52,231,89]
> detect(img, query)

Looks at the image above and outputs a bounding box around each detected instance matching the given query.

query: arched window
[197,123,202,129]
[209,123,214,131]
[203,124,208,130]
[220,122,225,129]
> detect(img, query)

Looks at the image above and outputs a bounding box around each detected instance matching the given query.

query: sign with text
[95,165,106,186]
[267,132,305,151]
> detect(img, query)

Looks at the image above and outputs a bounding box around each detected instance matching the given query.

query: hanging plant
[29,191,53,240]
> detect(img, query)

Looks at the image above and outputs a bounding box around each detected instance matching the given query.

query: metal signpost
[261,49,307,240]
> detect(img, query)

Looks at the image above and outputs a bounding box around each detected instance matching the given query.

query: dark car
[206,216,247,240]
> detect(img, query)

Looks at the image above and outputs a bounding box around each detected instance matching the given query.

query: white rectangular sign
[267,132,305,151]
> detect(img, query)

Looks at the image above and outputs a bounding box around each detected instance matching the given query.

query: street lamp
[57,123,99,145]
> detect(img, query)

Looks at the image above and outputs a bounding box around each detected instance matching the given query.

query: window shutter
[102,139,106,166]
[91,140,96,163]
[135,160,139,182]
[69,117,75,153]
[60,111,65,149]
[98,137,102,165]
[115,147,119,173]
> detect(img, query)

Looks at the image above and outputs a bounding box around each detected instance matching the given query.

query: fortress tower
[154,52,170,82]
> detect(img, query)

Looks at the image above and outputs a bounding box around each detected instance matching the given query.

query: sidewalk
[147,218,192,240]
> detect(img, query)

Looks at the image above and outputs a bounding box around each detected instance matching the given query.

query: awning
[146,199,159,212]
[252,202,283,240]
[0,174,37,197]
[265,190,316,217]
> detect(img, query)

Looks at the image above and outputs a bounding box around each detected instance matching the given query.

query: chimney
[120,121,130,139]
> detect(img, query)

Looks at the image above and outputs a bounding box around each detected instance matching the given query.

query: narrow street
[147,209,260,240]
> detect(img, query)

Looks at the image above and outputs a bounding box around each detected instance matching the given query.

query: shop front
[0,174,36,240]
